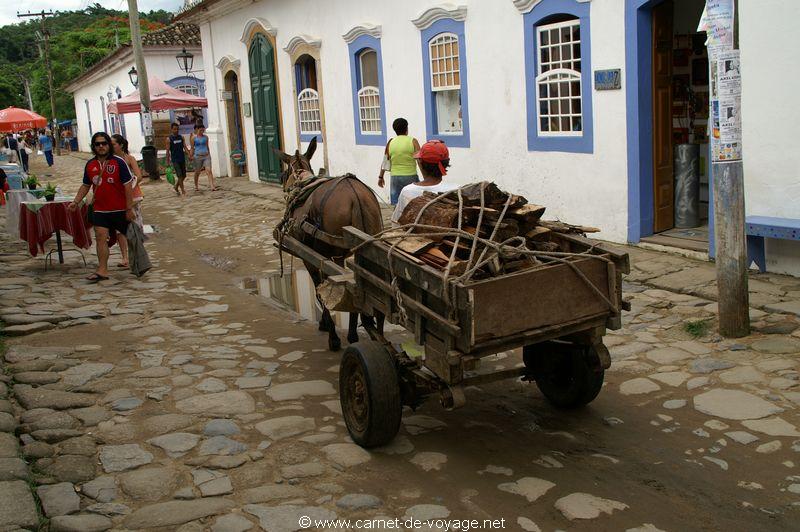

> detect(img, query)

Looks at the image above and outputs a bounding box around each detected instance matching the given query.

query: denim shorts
[390,175,419,205]
[194,156,211,171]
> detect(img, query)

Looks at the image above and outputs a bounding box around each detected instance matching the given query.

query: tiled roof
[141,22,201,47]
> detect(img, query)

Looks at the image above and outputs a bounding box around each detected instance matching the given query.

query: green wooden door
[249,34,282,182]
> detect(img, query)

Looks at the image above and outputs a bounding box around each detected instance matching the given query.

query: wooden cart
[277,226,630,448]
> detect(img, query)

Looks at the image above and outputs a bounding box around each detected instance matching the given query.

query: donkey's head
[276,136,317,191]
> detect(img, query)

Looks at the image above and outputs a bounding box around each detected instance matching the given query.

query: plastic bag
[165,166,175,185]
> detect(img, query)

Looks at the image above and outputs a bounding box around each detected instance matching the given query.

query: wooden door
[249,34,282,183]
[652,1,674,233]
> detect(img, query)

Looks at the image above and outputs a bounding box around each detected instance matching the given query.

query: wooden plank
[274,237,347,278]
[348,262,461,336]
[469,257,612,342]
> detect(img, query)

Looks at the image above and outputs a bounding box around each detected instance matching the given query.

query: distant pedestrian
[68,132,135,282]
[190,123,217,191]
[18,136,30,173]
[38,129,54,167]
[3,133,18,164]
[378,118,421,205]
[165,122,190,196]
[61,129,72,153]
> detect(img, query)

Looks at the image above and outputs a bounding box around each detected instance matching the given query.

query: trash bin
[674,143,700,228]
[140,145,159,179]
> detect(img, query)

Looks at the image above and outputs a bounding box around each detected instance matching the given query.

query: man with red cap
[391,140,458,223]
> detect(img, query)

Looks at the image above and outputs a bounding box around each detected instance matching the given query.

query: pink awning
[107,76,207,114]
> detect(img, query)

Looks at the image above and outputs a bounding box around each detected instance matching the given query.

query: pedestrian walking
[68,132,135,282]
[18,136,30,173]
[61,129,72,153]
[190,123,218,192]
[378,118,421,205]
[111,134,145,266]
[38,129,54,167]
[165,122,191,196]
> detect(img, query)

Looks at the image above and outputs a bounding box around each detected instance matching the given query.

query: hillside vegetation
[0,3,171,121]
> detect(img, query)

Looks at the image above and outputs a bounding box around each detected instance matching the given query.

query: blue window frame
[165,76,208,136]
[420,18,470,148]
[523,0,593,153]
[348,34,387,146]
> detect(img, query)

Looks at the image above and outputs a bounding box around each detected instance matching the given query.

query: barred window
[176,84,200,96]
[429,33,462,134]
[358,87,381,134]
[297,88,322,134]
[536,18,582,136]
[356,49,381,135]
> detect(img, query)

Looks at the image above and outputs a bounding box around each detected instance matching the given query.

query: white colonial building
[65,23,205,155]
[175,0,800,275]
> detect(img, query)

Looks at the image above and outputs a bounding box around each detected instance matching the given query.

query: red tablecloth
[18,201,92,257]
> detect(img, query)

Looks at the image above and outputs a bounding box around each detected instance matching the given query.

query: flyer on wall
[697,0,735,58]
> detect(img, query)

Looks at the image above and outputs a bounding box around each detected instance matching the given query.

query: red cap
[413,140,449,176]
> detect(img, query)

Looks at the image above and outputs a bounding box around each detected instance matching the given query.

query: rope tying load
[349,181,619,325]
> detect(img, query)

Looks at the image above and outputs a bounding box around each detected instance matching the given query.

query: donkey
[276,137,384,351]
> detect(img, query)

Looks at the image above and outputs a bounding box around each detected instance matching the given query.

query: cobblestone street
[1,152,800,531]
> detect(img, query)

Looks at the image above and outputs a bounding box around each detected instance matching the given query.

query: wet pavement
[1,152,799,531]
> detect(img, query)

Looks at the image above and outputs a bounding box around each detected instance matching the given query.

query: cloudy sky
[1,0,184,28]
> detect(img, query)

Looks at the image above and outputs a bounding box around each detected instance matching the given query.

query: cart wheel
[523,343,604,409]
[339,341,402,447]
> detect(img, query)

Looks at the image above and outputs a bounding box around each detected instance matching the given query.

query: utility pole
[700,0,749,337]
[17,10,60,155]
[126,0,158,178]
[19,76,34,111]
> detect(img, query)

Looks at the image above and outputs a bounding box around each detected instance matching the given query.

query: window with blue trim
[348,34,387,146]
[294,55,322,137]
[523,0,593,153]
[420,19,470,147]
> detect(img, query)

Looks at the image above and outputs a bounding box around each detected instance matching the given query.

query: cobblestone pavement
[1,153,799,531]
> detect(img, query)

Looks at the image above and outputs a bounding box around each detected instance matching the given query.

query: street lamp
[176,47,194,74]
[107,91,113,101]
[128,66,138,88]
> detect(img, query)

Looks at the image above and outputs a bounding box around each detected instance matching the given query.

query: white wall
[71,49,205,156]
[198,0,630,243]
[740,0,800,275]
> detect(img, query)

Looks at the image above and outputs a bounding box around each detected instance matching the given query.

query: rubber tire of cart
[339,341,403,447]
[523,343,605,409]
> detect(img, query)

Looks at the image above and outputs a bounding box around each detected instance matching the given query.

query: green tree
[0,4,169,119]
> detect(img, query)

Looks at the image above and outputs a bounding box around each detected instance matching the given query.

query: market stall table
[5,189,37,238]
[18,199,91,266]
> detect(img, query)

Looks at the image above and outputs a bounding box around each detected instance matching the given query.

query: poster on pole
[714,50,742,162]
[697,0,735,59]
[141,109,153,138]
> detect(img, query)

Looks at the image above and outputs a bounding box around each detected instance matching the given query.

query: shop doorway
[642,0,710,251]
[224,71,246,177]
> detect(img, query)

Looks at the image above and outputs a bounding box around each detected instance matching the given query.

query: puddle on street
[241,268,349,329]
[241,267,409,337]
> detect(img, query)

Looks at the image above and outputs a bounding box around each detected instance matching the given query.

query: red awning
[0,107,48,132]
[107,76,207,114]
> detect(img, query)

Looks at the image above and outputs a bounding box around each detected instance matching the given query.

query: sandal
[86,273,109,283]
[117,262,129,268]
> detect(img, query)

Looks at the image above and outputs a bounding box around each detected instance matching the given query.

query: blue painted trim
[708,142,716,257]
[524,0,593,153]
[165,75,206,97]
[348,35,388,146]
[300,132,323,143]
[420,19,470,148]
[625,0,658,243]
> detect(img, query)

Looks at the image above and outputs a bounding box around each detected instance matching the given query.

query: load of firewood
[387,181,599,279]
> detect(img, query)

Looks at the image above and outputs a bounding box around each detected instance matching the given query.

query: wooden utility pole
[17,10,60,155]
[127,0,158,177]
[702,0,749,337]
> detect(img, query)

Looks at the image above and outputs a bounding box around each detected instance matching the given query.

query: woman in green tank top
[378,118,420,204]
